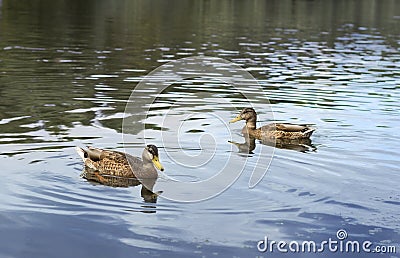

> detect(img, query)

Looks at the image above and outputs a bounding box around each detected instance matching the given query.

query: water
[1,0,399,257]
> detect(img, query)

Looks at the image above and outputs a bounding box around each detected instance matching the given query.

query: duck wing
[100,149,147,176]
[274,123,311,132]
[258,123,316,135]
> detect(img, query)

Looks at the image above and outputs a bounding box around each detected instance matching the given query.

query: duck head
[143,144,164,172]
[229,108,257,124]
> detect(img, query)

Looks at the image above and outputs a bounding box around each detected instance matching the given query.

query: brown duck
[229,108,315,140]
[76,145,164,180]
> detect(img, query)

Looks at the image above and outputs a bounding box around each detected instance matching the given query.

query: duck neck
[140,151,157,178]
[143,162,155,171]
[245,117,257,131]
[242,118,257,135]
[139,162,157,179]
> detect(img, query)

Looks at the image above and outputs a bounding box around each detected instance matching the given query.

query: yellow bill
[152,156,164,171]
[229,115,242,123]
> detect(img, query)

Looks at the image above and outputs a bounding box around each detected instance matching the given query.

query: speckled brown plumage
[89,149,137,177]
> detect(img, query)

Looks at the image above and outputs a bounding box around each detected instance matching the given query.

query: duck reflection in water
[76,145,164,203]
[229,134,316,153]
[81,169,162,203]
[229,108,317,153]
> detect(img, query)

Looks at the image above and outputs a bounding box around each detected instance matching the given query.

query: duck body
[242,123,315,140]
[231,108,315,140]
[76,145,164,179]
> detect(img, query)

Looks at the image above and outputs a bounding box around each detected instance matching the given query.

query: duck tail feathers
[304,127,316,137]
[76,146,87,161]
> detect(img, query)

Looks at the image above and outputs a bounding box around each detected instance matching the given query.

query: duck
[229,108,315,140]
[76,145,164,181]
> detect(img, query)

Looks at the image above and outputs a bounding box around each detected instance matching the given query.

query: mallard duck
[229,108,315,140]
[76,145,164,180]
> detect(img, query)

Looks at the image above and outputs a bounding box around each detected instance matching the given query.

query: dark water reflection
[1,0,400,257]
[230,135,316,154]
[81,169,161,204]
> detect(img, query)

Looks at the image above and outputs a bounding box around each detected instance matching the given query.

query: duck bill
[152,156,164,172]
[229,115,242,123]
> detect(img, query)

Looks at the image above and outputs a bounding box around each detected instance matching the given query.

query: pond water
[0,0,399,257]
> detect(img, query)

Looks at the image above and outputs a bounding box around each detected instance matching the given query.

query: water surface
[0,0,399,257]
